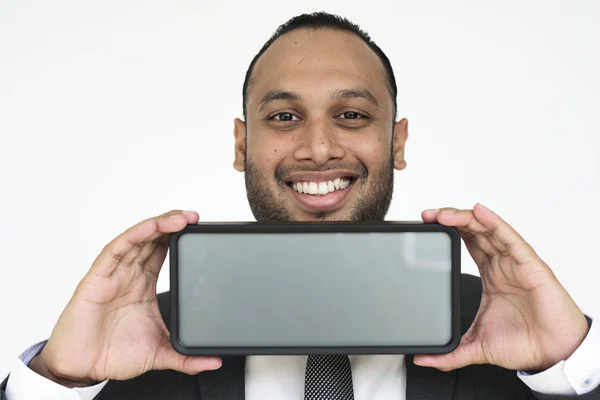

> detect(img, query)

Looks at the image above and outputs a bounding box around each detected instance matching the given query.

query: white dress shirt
[6,319,600,399]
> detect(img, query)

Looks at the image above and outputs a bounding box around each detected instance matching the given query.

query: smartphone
[169,221,461,355]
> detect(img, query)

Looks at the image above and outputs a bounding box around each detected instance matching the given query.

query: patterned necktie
[304,355,355,400]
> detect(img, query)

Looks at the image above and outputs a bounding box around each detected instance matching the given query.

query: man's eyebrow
[258,90,302,111]
[332,88,379,107]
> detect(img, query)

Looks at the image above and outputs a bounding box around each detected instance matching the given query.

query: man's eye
[271,113,298,122]
[339,111,364,119]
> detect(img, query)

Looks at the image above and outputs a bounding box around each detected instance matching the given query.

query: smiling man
[238,19,399,222]
[2,12,600,400]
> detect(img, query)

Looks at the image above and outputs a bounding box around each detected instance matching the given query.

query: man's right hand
[28,210,222,388]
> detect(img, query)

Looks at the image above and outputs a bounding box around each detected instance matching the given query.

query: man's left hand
[413,203,589,372]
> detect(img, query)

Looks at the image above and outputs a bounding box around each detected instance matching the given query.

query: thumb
[413,336,485,372]
[153,344,222,375]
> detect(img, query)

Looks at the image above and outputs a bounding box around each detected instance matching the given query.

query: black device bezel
[169,221,461,355]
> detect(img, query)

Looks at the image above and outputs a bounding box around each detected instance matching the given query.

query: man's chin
[287,208,354,222]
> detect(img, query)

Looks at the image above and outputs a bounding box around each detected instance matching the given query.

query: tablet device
[169,221,461,355]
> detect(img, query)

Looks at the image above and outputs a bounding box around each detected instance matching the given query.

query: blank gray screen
[177,231,452,348]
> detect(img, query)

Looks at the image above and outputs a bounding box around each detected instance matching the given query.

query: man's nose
[292,119,345,164]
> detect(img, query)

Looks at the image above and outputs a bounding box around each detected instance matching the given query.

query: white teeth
[318,182,328,195]
[291,178,352,195]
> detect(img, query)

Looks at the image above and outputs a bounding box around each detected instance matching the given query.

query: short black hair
[242,12,397,120]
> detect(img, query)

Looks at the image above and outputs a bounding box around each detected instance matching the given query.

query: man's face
[234,28,408,221]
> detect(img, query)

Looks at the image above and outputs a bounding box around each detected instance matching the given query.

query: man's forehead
[248,28,389,106]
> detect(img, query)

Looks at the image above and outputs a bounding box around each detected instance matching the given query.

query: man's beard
[244,153,394,222]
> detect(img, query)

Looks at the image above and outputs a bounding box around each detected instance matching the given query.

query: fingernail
[424,208,440,213]
[182,210,196,216]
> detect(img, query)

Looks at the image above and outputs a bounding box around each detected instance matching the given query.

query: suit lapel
[405,355,456,400]
[197,356,246,399]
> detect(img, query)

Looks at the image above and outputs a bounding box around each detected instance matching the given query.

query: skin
[234,28,405,222]
[30,27,589,386]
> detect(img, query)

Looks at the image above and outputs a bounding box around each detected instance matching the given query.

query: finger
[421,208,442,222]
[441,210,500,259]
[460,235,491,270]
[116,211,194,272]
[413,334,485,372]
[140,240,171,278]
[126,211,201,278]
[422,208,496,264]
[472,203,538,265]
[92,210,199,277]
[436,207,510,255]
[114,239,152,272]
[153,343,222,375]
[99,211,186,276]
[109,240,164,284]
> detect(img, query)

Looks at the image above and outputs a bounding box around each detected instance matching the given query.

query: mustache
[274,163,368,183]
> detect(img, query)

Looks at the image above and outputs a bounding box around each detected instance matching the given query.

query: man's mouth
[288,177,354,195]
[284,173,358,212]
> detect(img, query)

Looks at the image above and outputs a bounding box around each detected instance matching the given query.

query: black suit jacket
[2,274,599,399]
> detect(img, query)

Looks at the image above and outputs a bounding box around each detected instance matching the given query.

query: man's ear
[393,118,409,171]
[233,118,246,172]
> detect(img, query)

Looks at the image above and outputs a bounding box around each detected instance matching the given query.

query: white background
[1,0,599,379]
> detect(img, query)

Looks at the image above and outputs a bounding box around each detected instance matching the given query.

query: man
[2,12,599,400]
